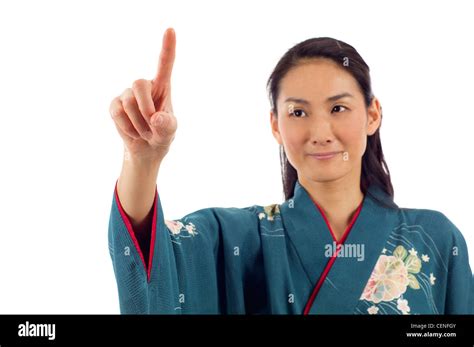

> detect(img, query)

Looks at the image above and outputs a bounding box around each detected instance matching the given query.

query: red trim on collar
[303,198,364,315]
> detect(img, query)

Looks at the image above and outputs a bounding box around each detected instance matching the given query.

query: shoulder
[164,203,280,233]
[399,207,460,234]
[198,202,281,220]
[397,207,468,255]
[210,203,283,227]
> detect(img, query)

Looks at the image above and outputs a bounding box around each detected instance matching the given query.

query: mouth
[307,151,343,160]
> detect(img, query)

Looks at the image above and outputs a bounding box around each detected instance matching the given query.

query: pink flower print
[396,297,411,315]
[165,220,184,235]
[185,222,197,236]
[367,306,379,315]
[360,255,410,304]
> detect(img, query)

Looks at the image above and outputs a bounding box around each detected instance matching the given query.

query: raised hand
[110,28,178,162]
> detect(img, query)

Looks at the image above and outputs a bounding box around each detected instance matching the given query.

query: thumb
[151,111,166,127]
[150,111,177,137]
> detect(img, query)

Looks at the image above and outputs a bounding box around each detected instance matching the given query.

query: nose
[310,116,334,145]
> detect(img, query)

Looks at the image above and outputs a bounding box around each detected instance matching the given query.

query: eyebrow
[284,92,354,105]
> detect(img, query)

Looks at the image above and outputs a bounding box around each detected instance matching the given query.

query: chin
[302,167,348,183]
[312,176,343,183]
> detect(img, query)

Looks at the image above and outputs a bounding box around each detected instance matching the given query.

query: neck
[299,172,364,235]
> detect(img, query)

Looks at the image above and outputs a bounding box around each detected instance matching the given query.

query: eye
[289,108,307,118]
[332,105,348,113]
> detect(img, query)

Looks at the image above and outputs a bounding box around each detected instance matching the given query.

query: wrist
[123,154,162,178]
[123,147,167,169]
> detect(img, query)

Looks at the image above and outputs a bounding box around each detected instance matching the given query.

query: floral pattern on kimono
[164,219,198,244]
[358,245,435,315]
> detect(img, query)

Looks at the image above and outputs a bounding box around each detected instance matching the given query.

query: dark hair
[266,37,396,208]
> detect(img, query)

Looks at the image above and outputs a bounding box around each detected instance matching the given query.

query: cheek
[338,120,367,156]
[278,120,308,166]
[279,121,306,154]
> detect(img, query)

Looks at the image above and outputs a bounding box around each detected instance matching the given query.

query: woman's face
[271,58,381,185]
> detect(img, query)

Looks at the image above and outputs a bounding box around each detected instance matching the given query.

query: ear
[270,110,283,145]
[367,97,382,136]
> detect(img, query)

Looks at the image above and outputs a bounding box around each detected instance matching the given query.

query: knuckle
[132,79,148,91]
[109,98,123,119]
[121,90,136,107]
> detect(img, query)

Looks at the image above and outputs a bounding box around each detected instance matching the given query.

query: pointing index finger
[153,28,176,85]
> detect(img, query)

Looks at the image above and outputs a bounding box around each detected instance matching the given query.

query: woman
[108,28,473,314]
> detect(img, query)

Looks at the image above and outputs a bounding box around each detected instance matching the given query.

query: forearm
[117,150,163,229]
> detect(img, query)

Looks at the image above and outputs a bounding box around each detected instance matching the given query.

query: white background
[0,0,472,313]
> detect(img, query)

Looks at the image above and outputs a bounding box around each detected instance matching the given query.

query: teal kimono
[108,180,473,314]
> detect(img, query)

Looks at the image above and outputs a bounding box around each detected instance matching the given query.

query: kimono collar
[291,180,398,212]
[279,179,400,314]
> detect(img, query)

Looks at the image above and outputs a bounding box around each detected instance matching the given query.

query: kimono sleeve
[441,214,474,314]
[108,181,227,314]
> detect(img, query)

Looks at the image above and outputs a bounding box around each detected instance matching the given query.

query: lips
[308,151,343,160]
[310,151,342,156]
